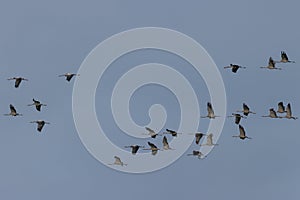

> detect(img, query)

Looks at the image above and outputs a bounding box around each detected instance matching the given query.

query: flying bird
[224,64,246,73]
[27,99,47,112]
[236,103,256,116]
[232,125,252,140]
[187,150,206,159]
[277,51,295,63]
[201,102,219,119]
[143,127,160,138]
[262,108,282,118]
[4,104,22,116]
[195,133,206,145]
[30,120,50,132]
[200,133,218,146]
[108,156,127,166]
[228,113,246,124]
[260,57,281,70]
[124,145,144,155]
[162,136,173,150]
[58,73,80,82]
[163,129,181,137]
[277,102,286,113]
[283,103,298,120]
[7,77,28,88]
[143,142,160,155]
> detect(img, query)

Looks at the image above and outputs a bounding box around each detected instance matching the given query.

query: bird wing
[10,104,17,113]
[36,104,42,111]
[37,122,45,132]
[66,75,74,81]
[162,136,169,149]
[132,146,139,154]
[270,57,276,67]
[239,125,246,137]
[235,115,241,124]
[15,78,21,88]
[166,128,176,134]
[33,99,40,104]
[207,102,214,115]
[243,103,250,112]
[195,133,204,144]
[145,127,155,134]
[232,65,239,73]
[114,156,122,164]
[148,141,157,149]
[286,103,292,117]
[281,51,288,60]
[277,102,285,112]
[270,109,278,118]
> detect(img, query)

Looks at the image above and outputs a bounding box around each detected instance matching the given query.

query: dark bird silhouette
[30,120,50,132]
[28,99,47,112]
[277,51,295,63]
[143,142,160,155]
[124,145,144,155]
[4,104,22,116]
[277,102,286,113]
[228,113,246,124]
[201,102,219,119]
[59,73,80,82]
[224,64,246,73]
[163,129,181,137]
[232,125,252,140]
[236,103,256,116]
[195,133,206,145]
[162,136,173,150]
[283,103,298,120]
[143,127,160,138]
[7,77,28,88]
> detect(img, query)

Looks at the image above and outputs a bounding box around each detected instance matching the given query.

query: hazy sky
[0,1,299,200]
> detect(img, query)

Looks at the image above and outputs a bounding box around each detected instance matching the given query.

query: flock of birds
[109,50,298,166]
[5,51,296,167]
[4,73,79,132]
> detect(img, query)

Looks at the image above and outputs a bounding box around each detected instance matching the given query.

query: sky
[0,0,299,199]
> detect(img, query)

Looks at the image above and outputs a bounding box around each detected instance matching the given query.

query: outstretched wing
[232,65,239,73]
[239,125,246,138]
[15,78,21,88]
[195,133,204,144]
[270,109,278,118]
[10,104,17,113]
[235,115,241,124]
[286,103,292,117]
[148,141,157,149]
[277,102,285,113]
[207,102,214,115]
[145,127,155,134]
[268,57,275,67]
[37,122,45,132]
[281,51,288,60]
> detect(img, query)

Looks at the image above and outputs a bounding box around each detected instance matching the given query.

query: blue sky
[0,0,299,199]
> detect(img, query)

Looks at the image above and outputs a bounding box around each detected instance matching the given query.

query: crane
[260,57,282,70]
[7,77,28,88]
[232,125,252,140]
